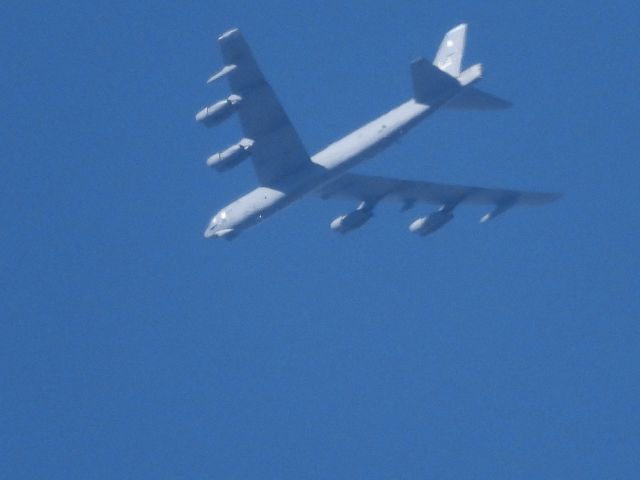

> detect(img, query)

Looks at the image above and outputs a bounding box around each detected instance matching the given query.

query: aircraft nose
[204,221,218,238]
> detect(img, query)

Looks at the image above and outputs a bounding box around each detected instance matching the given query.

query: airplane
[196,25,559,239]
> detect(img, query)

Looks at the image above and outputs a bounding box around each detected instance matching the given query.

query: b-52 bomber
[196,25,559,239]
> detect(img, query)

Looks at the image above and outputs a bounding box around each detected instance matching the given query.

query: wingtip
[218,28,240,42]
[499,99,514,110]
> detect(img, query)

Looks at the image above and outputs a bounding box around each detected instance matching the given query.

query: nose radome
[204,220,218,238]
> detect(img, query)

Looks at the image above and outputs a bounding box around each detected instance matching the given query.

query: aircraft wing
[317,172,560,208]
[214,29,311,185]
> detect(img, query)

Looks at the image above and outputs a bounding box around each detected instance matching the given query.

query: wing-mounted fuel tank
[330,201,374,234]
[207,138,254,171]
[409,206,454,237]
[195,94,242,127]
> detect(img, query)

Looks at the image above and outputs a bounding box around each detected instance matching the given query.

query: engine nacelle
[409,210,453,236]
[207,138,254,171]
[480,199,516,223]
[330,203,373,234]
[195,94,242,127]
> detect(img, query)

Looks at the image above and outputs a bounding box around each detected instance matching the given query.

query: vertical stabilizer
[433,24,467,76]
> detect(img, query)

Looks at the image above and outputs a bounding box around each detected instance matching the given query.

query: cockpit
[213,209,227,225]
[204,209,236,238]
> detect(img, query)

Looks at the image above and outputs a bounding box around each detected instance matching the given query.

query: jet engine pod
[207,138,254,171]
[409,210,453,236]
[195,94,242,127]
[480,199,516,223]
[330,202,374,234]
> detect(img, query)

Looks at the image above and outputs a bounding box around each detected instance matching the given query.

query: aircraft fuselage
[204,99,434,238]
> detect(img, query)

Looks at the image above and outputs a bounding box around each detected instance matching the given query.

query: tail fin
[434,24,467,77]
[432,24,483,88]
[410,24,512,110]
[410,24,480,105]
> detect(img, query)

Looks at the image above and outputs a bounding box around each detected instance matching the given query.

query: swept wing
[318,173,560,208]
[214,29,312,185]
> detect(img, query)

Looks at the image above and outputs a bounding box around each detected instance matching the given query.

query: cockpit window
[213,210,227,225]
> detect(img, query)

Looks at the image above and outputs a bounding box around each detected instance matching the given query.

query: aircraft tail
[434,23,467,77]
[411,24,511,110]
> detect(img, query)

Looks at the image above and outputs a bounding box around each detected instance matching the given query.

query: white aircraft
[197,25,559,239]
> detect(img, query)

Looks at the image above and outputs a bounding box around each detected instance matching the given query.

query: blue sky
[2,1,639,478]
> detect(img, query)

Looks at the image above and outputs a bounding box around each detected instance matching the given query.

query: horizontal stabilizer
[444,87,512,110]
[457,63,482,87]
